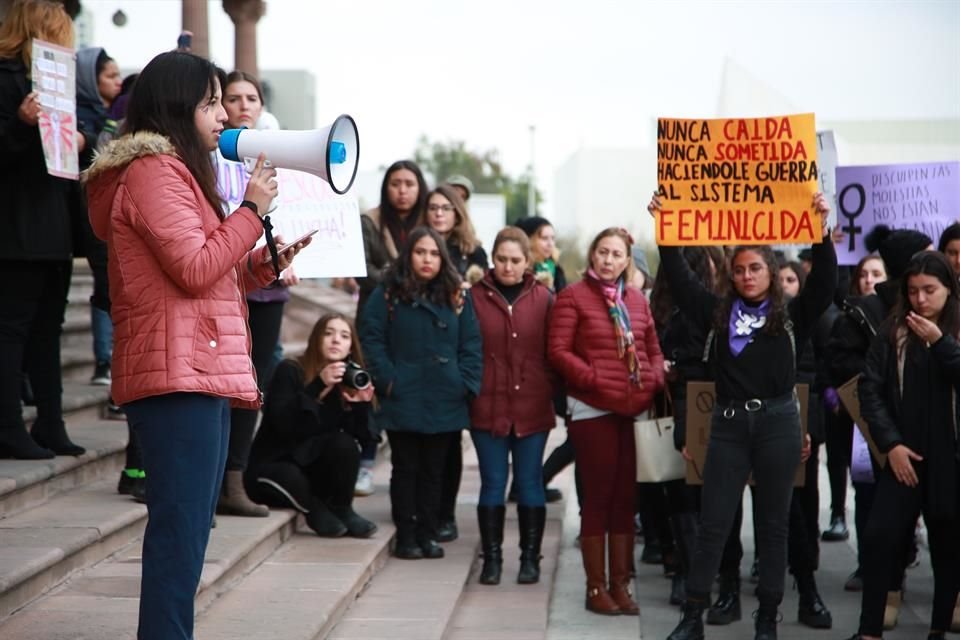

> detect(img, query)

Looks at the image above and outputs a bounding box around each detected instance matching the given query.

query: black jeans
[788,445,821,576]
[227,300,285,471]
[438,431,463,522]
[246,431,360,511]
[859,464,960,636]
[825,410,853,517]
[687,393,802,602]
[387,430,456,540]
[0,260,71,433]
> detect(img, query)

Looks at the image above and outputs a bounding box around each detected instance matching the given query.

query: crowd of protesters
[1,2,957,640]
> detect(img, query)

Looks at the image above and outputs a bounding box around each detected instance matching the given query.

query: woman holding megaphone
[84,51,309,640]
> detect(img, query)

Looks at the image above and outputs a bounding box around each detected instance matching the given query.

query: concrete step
[282,282,357,345]
[0,418,127,520]
[0,478,147,620]
[21,381,112,426]
[0,493,300,638]
[193,466,395,640]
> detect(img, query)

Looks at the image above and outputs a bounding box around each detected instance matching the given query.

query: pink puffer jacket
[84,132,275,409]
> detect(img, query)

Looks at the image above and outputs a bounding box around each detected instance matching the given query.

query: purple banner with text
[835,161,960,265]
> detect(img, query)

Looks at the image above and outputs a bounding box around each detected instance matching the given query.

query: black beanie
[515,216,552,238]
[864,224,932,280]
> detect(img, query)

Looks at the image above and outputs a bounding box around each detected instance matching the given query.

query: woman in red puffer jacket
[84,51,310,640]
[548,227,664,617]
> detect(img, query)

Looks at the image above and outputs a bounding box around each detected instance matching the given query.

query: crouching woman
[246,313,378,539]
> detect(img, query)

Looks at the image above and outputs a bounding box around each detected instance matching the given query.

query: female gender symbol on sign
[838,183,865,252]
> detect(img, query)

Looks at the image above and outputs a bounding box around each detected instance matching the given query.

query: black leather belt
[717,391,797,419]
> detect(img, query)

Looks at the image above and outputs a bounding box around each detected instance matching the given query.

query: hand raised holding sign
[811,191,831,239]
[647,191,662,218]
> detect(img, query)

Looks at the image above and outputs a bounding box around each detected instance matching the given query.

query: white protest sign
[816,131,838,229]
[216,153,366,279]
[32,39,78,179]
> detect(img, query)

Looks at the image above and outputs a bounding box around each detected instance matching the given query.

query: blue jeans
[125,393,230,640]
[470,429,548,507]
[91,304,113,365]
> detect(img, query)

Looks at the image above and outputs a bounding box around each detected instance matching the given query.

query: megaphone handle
[261,215,282,280]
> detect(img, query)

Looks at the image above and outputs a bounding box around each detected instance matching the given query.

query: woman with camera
[245,313,377,539]
[470,226,556,585]
[360,226,483,560]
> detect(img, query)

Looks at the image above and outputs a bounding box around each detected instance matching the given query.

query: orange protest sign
[656,114,820,246]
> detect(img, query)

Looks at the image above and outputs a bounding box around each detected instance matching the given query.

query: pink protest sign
[31,39,78,180]
[835,161,960,265]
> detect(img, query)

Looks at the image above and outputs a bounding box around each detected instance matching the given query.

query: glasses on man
[428,203,455,213]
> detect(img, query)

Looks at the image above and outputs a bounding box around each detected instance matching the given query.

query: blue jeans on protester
[91,305,113,365]
[470,429,548,507]
[125,393,230,640]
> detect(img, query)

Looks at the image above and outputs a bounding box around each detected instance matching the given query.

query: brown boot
[608,533,640,615]
[217,470,269,517]
[580,535,620,615]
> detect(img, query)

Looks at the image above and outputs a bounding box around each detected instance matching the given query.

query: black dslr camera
[342,359,371,390]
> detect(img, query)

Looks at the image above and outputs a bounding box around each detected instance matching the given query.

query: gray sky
[81,0,959,211]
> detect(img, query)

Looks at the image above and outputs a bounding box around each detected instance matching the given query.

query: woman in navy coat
[360,226,483,559]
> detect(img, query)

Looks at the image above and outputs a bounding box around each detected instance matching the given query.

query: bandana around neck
[587,269,643,387]
[728,297,771,357]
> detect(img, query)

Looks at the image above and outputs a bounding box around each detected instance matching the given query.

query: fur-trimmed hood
[84,132,179,241]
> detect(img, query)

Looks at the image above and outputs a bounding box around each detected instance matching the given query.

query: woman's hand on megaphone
[243,153,279,217]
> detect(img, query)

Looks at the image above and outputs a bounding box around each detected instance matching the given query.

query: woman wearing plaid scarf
[548,227,665,616]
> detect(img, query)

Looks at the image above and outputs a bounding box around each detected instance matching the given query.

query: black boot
[330,505,378,538]
[668,511,698,606]
[30,420,85,456]
[666,593,707,640]
[796,572,832,629]
[517,505,546,584]
[304,500,347,538]
[0,426,54,459]
[706,572,741,625]
[754,592,781,640]
[393,518,423,559]
[477,505,505,585]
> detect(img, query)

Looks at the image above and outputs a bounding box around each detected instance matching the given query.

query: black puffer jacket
[0,57,75,261]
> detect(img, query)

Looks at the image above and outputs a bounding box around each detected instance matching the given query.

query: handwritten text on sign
[656,114,820,246]
[216,154,366,279]
[834,162,959,266]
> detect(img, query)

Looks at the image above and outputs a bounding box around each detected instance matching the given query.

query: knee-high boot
[608,533,640,615]
[477,505,505,585]
[517,505,545,584]
[580,535,620,615]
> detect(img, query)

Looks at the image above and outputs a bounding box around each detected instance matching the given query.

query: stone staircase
[0,264,571,639]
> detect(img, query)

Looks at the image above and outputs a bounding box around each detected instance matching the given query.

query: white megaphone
[218,114,359,195]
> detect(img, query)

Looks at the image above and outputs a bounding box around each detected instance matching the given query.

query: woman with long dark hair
[84,51,308,640]
[246,313,377,538]
[354,160,429,496]
[848,251,960,640]
[0,0,85,459]
[360,226,482,559]
[651,192,836,640]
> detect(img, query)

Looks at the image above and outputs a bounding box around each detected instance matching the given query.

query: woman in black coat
[849,251,960,640]
[246,313,378,539]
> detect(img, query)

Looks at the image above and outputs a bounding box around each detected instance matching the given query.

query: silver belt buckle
[745,398,763,412]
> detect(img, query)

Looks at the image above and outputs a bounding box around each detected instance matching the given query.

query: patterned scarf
[587,269,643,387]
[728,297,771,357]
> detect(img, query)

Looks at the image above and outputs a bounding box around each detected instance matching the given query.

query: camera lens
[352,371,371,389]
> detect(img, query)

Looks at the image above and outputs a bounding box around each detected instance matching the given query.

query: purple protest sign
[834,161,960,265]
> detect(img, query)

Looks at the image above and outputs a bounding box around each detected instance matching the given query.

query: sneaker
[354,467,375,496]
[103,397,126,420]
[90,362,111,386]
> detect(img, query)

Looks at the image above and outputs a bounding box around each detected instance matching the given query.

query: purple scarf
[728,298,770,357]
